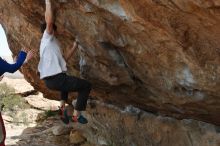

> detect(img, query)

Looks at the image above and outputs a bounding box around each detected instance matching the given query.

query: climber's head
[40,22,57,34]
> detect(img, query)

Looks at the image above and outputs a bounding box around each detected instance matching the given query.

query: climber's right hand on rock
[73,41,78,49]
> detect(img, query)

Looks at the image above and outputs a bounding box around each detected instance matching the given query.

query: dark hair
[40,22,57,33]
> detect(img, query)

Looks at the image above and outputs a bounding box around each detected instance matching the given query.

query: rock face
[78,100,220,146]
[0,0,219,125]
[3,75,220,146]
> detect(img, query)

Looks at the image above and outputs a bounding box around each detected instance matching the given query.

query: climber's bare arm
[45,0,53,34]
[64,41,78,62]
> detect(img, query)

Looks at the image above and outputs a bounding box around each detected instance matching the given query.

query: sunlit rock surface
[0,0,219,125]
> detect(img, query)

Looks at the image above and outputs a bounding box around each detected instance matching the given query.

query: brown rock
[81,143,97,146]
[69,130,86,144]
[74,100,220,146]
[0,0,219,125]
[52,125,70,136]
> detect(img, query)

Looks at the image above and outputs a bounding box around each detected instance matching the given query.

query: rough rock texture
[3,75,220,146]
[74,100,220,146]
[0,0,219,125]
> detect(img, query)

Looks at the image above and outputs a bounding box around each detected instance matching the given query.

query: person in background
[38,0,92,124]
[0,48,33,146]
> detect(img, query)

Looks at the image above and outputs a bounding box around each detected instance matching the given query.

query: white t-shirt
[38,31,67,79]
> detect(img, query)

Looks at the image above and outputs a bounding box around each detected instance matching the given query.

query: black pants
[44,73,92,111]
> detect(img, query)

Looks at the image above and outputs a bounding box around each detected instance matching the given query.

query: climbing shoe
[60,108,70,124]
[72,115,88,124]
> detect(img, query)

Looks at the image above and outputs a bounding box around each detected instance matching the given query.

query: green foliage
[36,110,58,122]
[0,83,30,125]
[20,112,29,126]
[44,110,57,117]
[0,83,29,111]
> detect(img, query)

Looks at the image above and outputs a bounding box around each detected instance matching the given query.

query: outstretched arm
[0,48,34,74]
[0,51,27,73]
[45,0,54,34]
[64,41,78,62]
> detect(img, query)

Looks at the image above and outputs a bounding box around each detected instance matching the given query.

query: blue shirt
[0,51,27,76]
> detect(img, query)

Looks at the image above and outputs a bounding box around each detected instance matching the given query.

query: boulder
[0,0,219,125]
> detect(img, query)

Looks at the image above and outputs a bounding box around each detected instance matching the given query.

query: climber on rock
[38,0,92,124]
